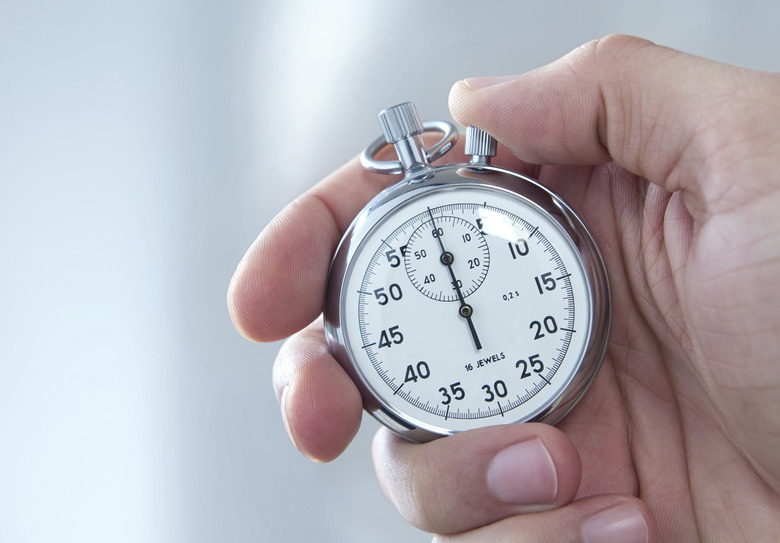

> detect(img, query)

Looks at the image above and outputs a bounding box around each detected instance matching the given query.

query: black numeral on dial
[404,361,430,383]
[516,355,544,378]
[482,380,508,402]
[374,284,403,305]
[530,316,558,339]
[535,272,557,294]
[508,240,529,259]
[439,382,466,405]
[378,325,404,348]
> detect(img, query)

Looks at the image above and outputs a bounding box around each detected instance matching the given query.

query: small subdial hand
[428,208,483,351]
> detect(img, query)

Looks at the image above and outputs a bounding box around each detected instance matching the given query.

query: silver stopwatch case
[324,102,611,443]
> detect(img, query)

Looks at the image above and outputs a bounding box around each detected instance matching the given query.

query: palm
[540,161,780,541]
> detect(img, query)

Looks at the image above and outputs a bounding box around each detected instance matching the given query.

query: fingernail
[463,74,519,90]
[582,503,649,543]
[486,438,557,505]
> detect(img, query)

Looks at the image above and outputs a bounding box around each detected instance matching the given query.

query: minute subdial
[404,214,490,301]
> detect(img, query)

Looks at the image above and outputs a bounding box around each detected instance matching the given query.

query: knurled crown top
[378,102,424,144]
[465,126,497,157]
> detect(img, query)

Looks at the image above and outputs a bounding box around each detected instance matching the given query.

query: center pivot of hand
[441,252,454,265]
[459,305,473,318]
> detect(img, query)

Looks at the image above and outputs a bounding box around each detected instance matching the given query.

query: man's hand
[229,35,780,542]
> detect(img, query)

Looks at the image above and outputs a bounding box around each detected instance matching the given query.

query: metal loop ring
[360,120,459,175]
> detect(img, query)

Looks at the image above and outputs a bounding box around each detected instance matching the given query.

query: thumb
[449,34,779,204]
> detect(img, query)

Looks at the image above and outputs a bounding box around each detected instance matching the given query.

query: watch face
[328,171,607,440]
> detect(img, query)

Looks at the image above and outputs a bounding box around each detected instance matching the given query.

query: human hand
[228,35,780,542]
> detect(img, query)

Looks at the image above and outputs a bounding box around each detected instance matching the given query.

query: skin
[228,35,780,542]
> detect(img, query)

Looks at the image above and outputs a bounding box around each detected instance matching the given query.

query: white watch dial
[340,185,592,435]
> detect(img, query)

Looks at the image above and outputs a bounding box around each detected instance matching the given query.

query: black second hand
[427,208,483,351]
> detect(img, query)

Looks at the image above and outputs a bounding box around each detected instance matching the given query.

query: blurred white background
[1,1,778,541]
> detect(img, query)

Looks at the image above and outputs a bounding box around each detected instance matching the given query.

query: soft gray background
[1,1,778,541]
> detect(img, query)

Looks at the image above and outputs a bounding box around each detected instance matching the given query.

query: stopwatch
[324,102,611,443]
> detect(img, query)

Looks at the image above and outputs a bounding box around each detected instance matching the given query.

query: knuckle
[565,34,655,79]
[589,34,654,62]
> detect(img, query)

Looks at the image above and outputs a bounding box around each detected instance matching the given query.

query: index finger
[227,157,391,342]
